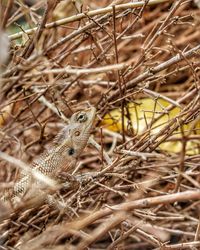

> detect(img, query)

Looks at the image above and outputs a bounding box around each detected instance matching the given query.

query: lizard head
[69,106,96,152]
[54,106,96,159]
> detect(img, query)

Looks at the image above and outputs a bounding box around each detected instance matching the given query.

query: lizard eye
[76,112,87,123]
[68,148,75,156]
[74,130,80,136]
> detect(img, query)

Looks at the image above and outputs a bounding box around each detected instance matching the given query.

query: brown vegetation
[0,0,200,249]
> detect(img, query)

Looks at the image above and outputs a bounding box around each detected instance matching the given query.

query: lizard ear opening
[74,130,80,136]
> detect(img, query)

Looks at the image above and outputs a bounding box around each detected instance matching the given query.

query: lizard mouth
[82,106,96,132]
[87,106,96,120]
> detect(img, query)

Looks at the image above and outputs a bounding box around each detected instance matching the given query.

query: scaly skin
[2,106,96,203]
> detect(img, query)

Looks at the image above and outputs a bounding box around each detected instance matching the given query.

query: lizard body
[2,106,96,203]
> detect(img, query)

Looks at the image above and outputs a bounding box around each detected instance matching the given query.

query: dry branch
[0,0,200,249]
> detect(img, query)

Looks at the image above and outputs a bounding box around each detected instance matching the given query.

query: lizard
[1,106,96,205]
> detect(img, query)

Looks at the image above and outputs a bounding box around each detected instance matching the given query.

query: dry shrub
[0,0,200,249]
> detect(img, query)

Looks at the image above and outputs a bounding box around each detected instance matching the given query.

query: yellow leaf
[102,98,200,155]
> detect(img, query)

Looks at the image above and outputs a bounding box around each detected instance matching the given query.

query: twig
[9,0,170,41]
